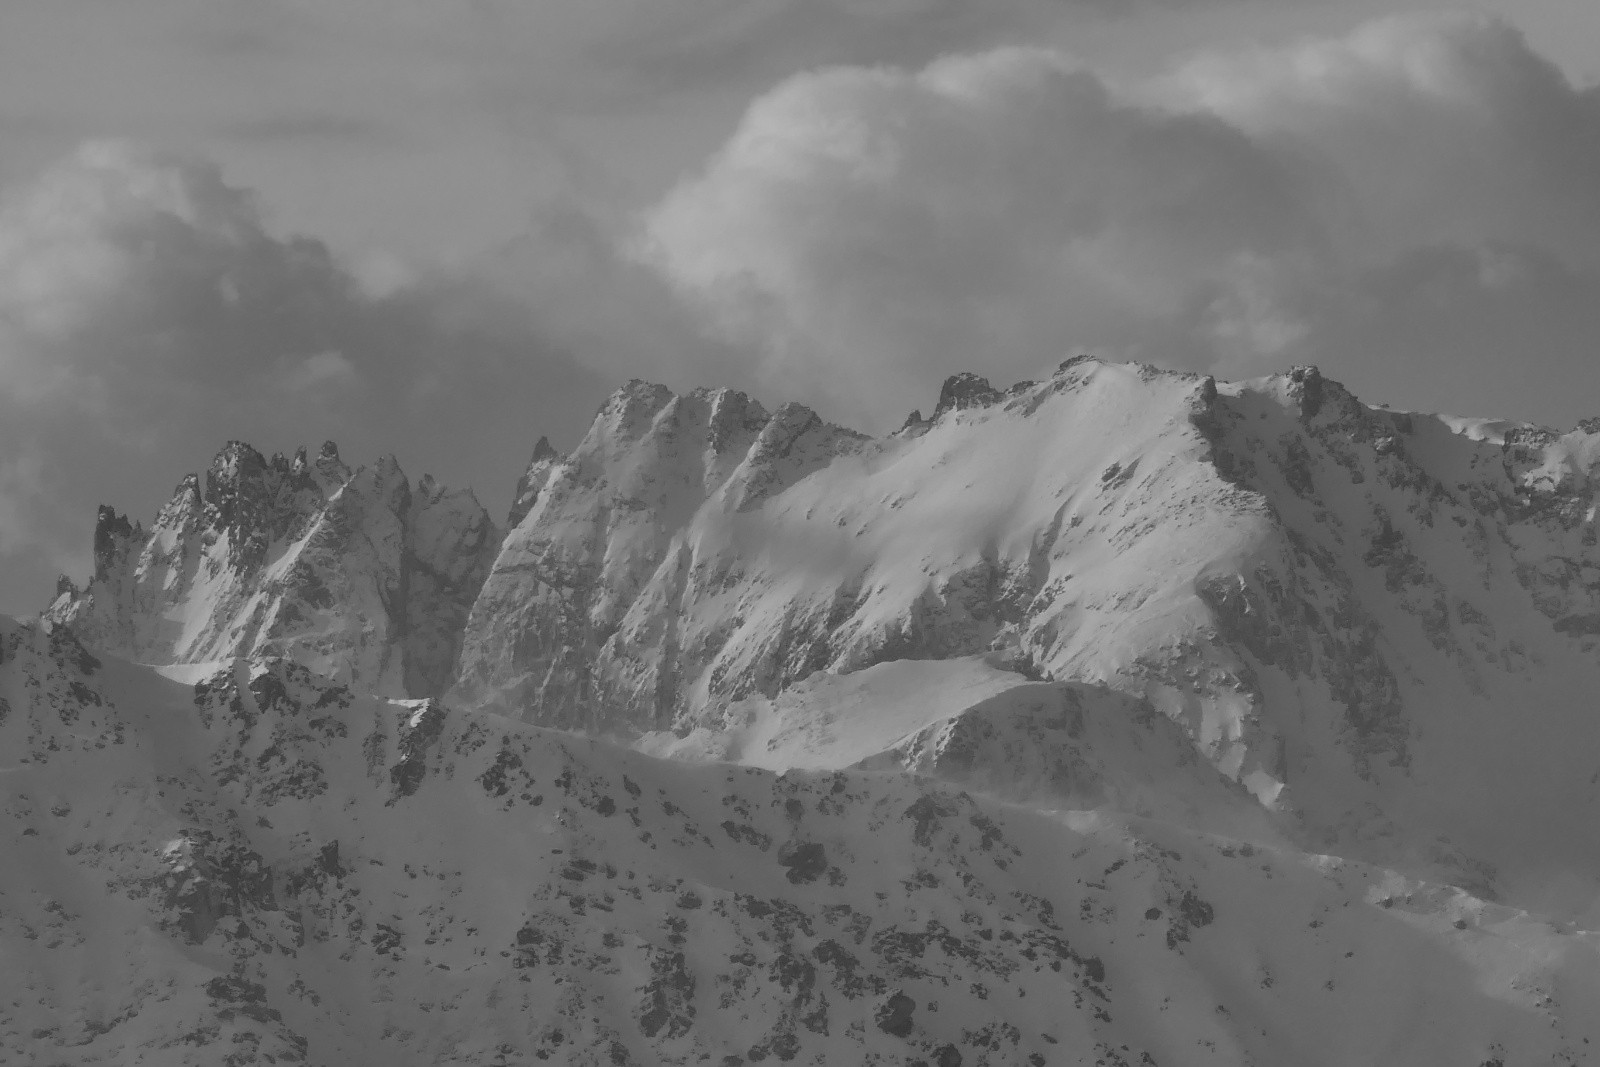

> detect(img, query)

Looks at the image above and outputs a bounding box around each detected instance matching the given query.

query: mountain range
[12,357,1600,1064]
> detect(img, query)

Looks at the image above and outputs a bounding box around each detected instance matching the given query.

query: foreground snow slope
[46,441,498,699]
[4,616,1597,1066]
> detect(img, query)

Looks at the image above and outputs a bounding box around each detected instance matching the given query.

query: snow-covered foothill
[2,621,1596,1065]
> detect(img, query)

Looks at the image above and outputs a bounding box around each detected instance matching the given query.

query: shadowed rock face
[45,441,498,699]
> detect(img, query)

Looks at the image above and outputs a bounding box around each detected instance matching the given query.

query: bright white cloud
[640,13,1600,426]
[640,46,1323,420]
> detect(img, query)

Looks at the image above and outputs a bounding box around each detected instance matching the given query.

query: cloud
[212,112,404,147]
[171,0,1210,110]
[640,12,1600,426]
[279,350,361,394]
[1166,13,1600,266]
[639,47,1323,421]
[577,0,1203,103]
[0,140,616,615]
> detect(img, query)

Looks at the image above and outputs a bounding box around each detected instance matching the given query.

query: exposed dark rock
[873,991,916,1038]
[777,841,828,885]
[92,506,136,583]
[637,949,696,1039]
[389,701,449,800]
[933,373,1002,418]
[1287,365,1325,419]
[508,436,563,527]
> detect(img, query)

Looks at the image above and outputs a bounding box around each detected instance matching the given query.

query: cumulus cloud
[0,140,614,614]
[639,49,1302,419]
[640,13,1600,427]
[579,0,1210,102]
[639,47,1324,420]
[1167,13,1600,266]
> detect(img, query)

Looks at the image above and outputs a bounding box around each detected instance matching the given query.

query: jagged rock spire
[92,506,135,583]
[933,372,1002,418]
[508,436,565,528]
[1287,365,1324,418]
[529,436,558,463]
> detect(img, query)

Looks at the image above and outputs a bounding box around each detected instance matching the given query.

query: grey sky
[2,0,1600,614]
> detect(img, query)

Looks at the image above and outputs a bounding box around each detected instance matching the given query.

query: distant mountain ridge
[44,358,1600,914]
[19,357,1600,1063]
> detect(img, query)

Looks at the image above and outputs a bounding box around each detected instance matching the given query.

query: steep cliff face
[454,360,1600,909]
[451,381,867,730]
[45,442,498,698]
[3,620,1596,1066]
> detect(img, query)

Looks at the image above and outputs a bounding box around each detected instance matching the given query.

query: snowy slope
[42,359,1600,919]
[638,659,1281,847]
[634,656,1031,771]
[4,617,1598,1066]
[45,441,498,698]
[448,359,1600,918]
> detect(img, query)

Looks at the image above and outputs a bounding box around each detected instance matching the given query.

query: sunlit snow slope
[448,360,1600,917]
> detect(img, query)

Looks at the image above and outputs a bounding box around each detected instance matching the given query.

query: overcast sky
[3,0,1600,614]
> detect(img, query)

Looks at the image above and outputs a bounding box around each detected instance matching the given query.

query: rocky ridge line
[46,440,498,698]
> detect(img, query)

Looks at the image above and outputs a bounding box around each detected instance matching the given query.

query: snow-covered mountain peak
[447,358,1600,915]
[20,357,1600,1060]
[39,358,1600,918]
[45,440,499,699]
